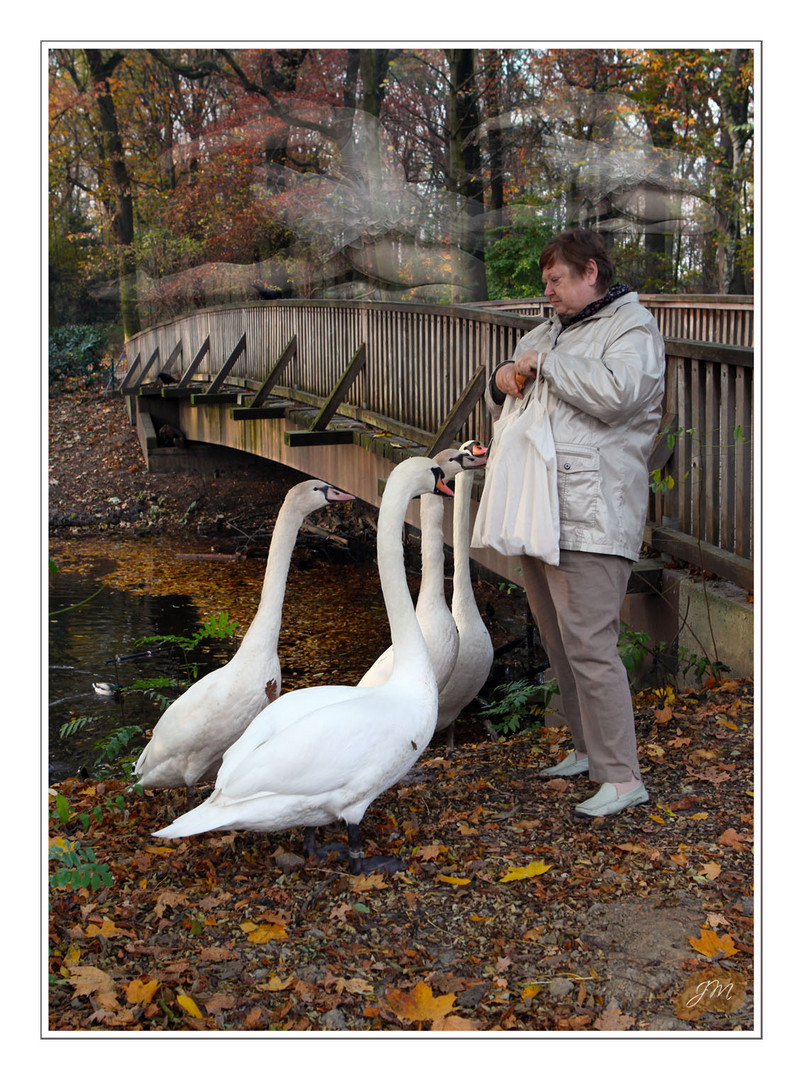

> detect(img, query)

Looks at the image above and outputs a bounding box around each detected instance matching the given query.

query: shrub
[49,324,107,384]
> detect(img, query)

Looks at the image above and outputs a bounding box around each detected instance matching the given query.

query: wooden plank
[160,384,203,398]
[284,429,357,447]
[720,365,737,554]
[427,365,488,456]
[205,333,247,395]
[139,340,183,395]
[119,352,142,393]
[190,392,244,405]
[231,403,291,420]
[158,339,183,382]
[310,343,367,432]
[248,336,297,407]
[124,346,160,393]
[703,359,720,546]
[733,366,752,558]
[665,339,753,368]
[651,525,753,592]
[172,336,210,389]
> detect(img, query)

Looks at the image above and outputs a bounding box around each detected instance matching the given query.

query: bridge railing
[466,294,754,348]
[123,297,753,586]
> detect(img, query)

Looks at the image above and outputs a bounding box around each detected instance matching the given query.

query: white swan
[153,456,454,874]
[133,479,355,798]
[358,442,488,691]
[436,466,494,745]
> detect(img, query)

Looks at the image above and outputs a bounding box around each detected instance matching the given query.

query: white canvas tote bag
[471,361,560,564]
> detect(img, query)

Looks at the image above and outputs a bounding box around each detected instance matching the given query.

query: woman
[484,229,665,817]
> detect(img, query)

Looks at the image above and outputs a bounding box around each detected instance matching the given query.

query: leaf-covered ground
[48,677,753,1033]
[47,381,755,1033]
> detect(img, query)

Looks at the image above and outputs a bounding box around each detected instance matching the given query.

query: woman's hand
[513,349,545,386]
[495,350,546,398]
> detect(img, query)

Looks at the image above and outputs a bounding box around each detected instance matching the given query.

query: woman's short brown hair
[539,229,615,292]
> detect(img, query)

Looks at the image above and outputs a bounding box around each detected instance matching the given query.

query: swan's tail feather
[152,800,234,839]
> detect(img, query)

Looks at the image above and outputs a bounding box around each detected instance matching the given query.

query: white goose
[153,456,454,874]
[358,442,488,691]
[436,466,494,746]
[134,479,355,798]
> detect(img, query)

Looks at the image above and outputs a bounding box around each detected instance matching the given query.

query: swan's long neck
[236,503,305,658]
[451,471,475,615]
[416,493,446,611]
[379,483,433,678]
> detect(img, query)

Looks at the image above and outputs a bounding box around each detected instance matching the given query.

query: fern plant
[477,678,558,736]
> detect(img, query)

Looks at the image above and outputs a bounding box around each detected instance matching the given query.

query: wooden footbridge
[120,295,754,594]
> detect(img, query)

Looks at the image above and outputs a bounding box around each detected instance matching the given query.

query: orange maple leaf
[689,927,739,959]
[386,982,457,1025]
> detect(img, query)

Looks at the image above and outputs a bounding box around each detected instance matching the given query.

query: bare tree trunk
[716,49,752,294]
[446,49,488,302]
[84,49,140,337]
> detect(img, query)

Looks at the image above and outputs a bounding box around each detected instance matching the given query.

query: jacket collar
[557,283,633,328]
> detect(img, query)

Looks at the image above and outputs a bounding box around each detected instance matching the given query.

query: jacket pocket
[555,443,601,527]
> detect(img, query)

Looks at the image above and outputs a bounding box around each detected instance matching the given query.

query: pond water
[47,536,544,781]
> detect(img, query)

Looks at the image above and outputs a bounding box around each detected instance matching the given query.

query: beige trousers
[520,548,641,784]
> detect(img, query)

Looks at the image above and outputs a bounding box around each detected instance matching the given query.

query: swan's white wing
[135,658,280,786]
[217,684,431,802]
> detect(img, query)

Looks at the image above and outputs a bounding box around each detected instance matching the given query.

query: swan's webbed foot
[346,823,404,876]
[303,827,349,863]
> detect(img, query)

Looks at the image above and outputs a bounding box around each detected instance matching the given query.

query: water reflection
[48,557,229,781]
[47,539,542,780]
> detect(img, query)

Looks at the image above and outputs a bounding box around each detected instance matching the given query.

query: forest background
[47,46,753,349]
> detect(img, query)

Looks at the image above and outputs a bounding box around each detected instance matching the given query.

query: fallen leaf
[719,828,750,850]
[415,843,442,861]
[176,994,203,1018]
[154,888,187,917]
[699,861,722,880]
[198,946,239,962]
[500,860,553,882]
[205,993,237,1014]
[260,975,293,991]
[126,978,160,1004]
[593,1006,635,1030]
[432,1014,478,1031]
[386,982,457,1025]
[68,965,119,1012]
[85,918,123,939]
[437,874,471,886]
[689,927,739,959]
[543,778,570,793]
[242,922,287,943]
[350,873,390,893]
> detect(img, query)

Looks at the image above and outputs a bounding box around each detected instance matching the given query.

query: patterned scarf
[558,282,632,328]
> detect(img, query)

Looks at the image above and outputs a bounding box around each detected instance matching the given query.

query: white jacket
[486,292,665,562]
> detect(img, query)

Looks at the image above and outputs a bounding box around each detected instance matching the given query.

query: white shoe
[574,782,649,818]
[538,750,590,778]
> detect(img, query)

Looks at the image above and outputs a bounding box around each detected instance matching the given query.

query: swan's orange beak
[432,468,454,497]
[321,485,356,503]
